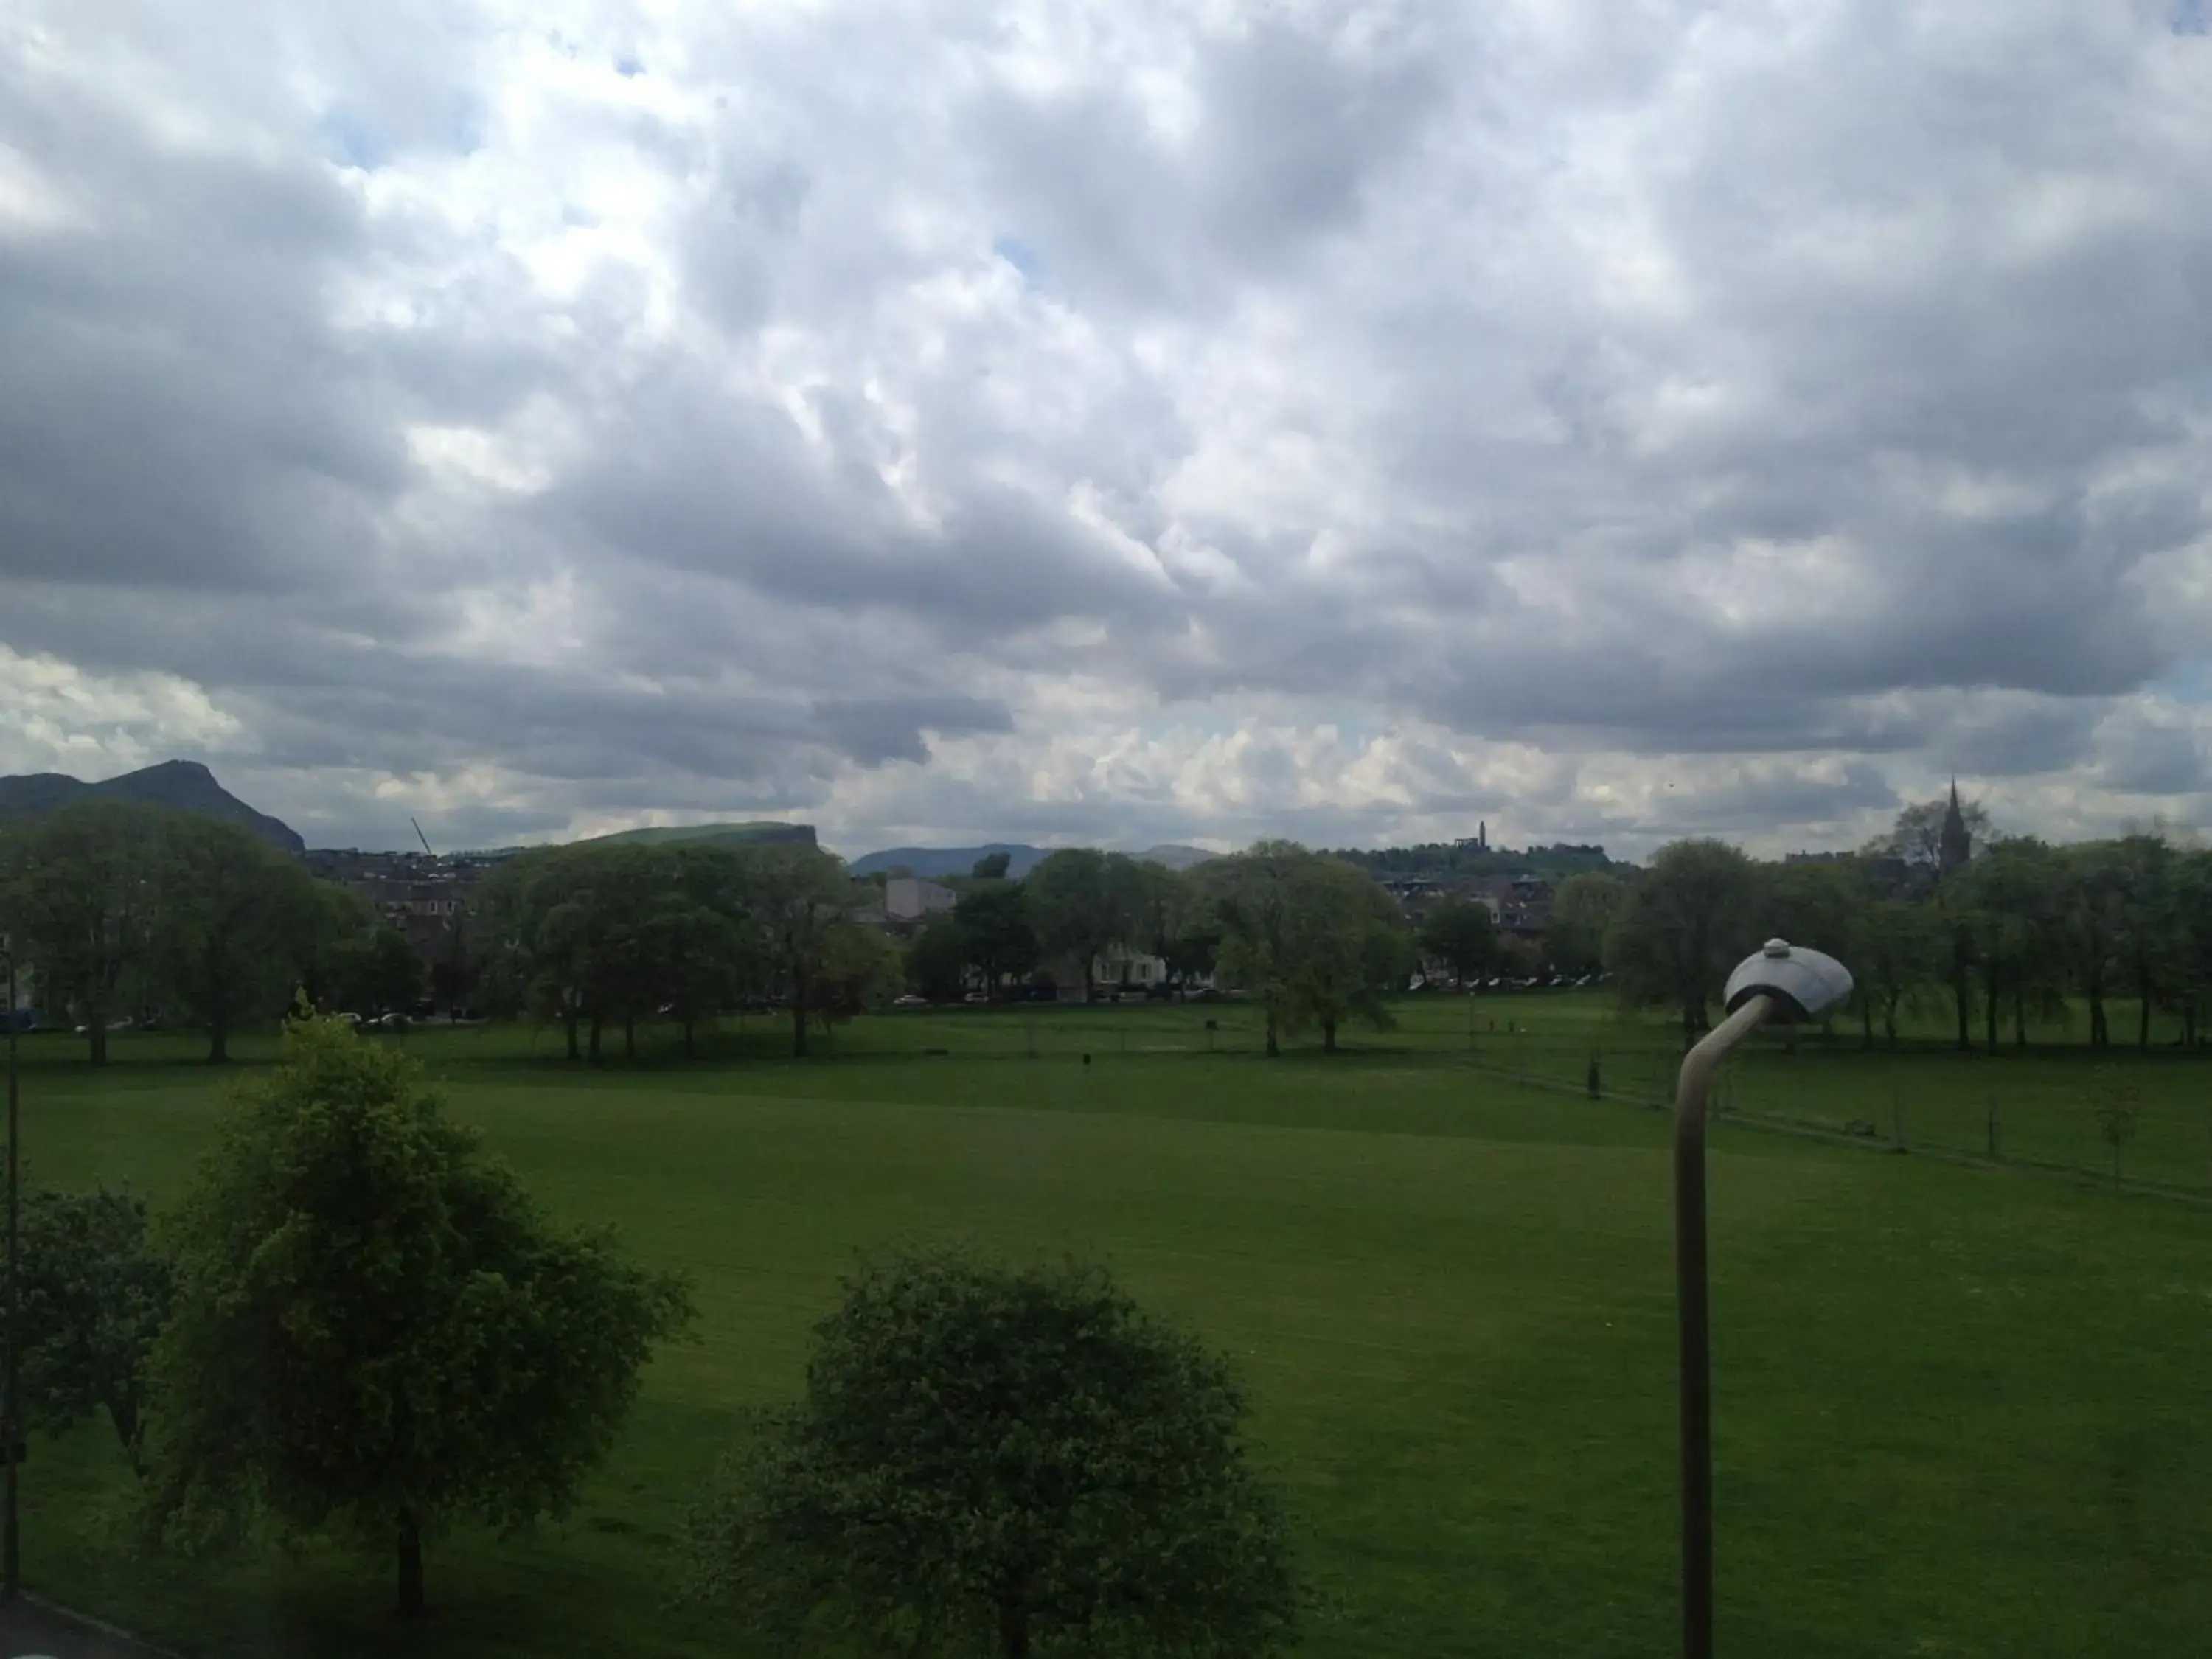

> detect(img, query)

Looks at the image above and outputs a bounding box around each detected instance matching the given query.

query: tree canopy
[141,1018,693,1615]
[682,1249,1298,1659]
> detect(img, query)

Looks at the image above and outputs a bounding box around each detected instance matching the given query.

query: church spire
[1939,776,1972,877]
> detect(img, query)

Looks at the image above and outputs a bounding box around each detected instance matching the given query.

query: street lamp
[1674,938,1851,1659]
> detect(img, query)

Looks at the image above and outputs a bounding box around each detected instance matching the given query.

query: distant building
[1939,779,1973,878]
[884,876,957,924]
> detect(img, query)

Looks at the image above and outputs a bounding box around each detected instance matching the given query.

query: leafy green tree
[1543,872,1624,976]
[905,917,971,1003]
[156,815,318,1062]
[1962,839,2069,1050]
[2111,833,2181,1048]
[286,879,381,1010]
[644,847,750,1057]
[1026,849,1145,1004]
[1206,842,1310,1057]
[9,1186,171,1472]
[813,922,905,1033]
[4,800,165,1064]
[1284,858,1409,1051]
[746,845,862,1057]
[953,881,1037,1001]
[1869,793,1992,874]
[1604,839,1761,1047]
[1420,898,1499,987]
[1854,897,1941,1048]
[681,1250,1298,1659]
[2054,844,2126,1048]
[970,850,1013,880]
[142,1019,693,1615]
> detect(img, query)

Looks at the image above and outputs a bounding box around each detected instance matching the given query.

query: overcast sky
[4,1,2211,859]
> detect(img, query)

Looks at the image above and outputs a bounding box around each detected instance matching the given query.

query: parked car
[963,991,990,1004]
[892,994,929,1009]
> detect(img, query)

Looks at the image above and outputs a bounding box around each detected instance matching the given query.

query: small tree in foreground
[10,1186,172,1472]
[682,1250,1298,1659]
[141,1018,694,1615]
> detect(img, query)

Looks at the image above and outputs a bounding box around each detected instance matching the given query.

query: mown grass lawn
[10,999,2212,1657]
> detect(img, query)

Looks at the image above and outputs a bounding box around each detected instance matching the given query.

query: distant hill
[0,759,303,853]
[849,843,1046,879]
[571,821,818,852]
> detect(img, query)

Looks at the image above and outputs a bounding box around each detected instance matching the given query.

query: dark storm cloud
[3,0,2211,851]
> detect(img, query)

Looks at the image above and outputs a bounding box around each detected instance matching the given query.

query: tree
[4,800,164,1064]
[681,1250,1298,1659]
[971,850,1013,880]
[814,922,905,1033]
[1026,849,1144,1004]
[2111,833,2180,1048]
[1854,897,1941,1048]
[142,1019,693,1615]
[1871,793,1993,875]
[644,847,750,1057]
[1206,843,1310,1057]
[952,881,1037,1001]
[1961,839,2068,1050]
[8,1186,171,1472]
[2055,844,2126,1048]
[905,917,971,1004]
[746,845,861,1057]
[1543,873,1624,976]
[1420,899,1499,987]
[156,816,317,1062]
[1284,858,1410,1051]
[1604,839,1761,1047]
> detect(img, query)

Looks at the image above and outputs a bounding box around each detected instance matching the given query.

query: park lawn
[5,1011,2211,1657]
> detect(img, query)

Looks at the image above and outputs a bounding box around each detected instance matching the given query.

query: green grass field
[10,995,2212,1657]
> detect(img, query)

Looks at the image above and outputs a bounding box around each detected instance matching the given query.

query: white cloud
[4,0,2212,855]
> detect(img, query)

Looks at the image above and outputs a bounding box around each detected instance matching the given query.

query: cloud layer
[4,0,2211,856]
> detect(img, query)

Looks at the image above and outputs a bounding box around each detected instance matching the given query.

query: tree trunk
[110,1394,142,1472]
[1952,957,1970,1053]
[1264,1009,1279,1059]
[623,1012,636,1062]
[2088,975,2108,1048]
[208,1012,229,1065]
[1884,997,1898,1050]
[2138,970,2152,1048]
[588,1013,603,1065]
[998,1598,1029,1659]
[682,1014,696,1058]
[396,1511,426,1618]
[564,1008,579,1062]
[1322,1015,1338,1053]
[88,1017,108,1068]
[1860,1001,1874,1051]
[1984,968,1999,1055]
[2014,992,2026,1049]
[792,978,810,1058]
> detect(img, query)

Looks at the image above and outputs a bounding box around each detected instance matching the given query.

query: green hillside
[568,820,816,850]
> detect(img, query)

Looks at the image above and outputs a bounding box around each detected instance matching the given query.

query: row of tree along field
[10,792,2212,1065]
[21,1021,1298,1651]
[1589,815,2212,1052]
[0,801,428,1063]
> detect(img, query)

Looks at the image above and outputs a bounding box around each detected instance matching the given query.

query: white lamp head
[1723,939,1852,1023]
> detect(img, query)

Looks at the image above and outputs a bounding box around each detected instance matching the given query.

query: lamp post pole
[1672,992,1774,1659]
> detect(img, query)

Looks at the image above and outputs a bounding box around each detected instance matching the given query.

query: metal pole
[4,950,18,1603]
[1673,994,1773,1659]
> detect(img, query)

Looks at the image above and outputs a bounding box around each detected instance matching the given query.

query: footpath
[0,1595,175,1659]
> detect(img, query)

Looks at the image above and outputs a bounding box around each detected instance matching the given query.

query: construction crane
[411,817,435,859]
